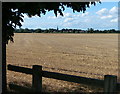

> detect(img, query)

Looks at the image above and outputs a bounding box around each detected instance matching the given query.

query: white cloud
[62,21,73,27]
[96,8,108,15]
[73,12,89,17]
[48,12,73,19]
[48,13,63,19]
[84,19,90,22]
[64,18,74,23]
[96,6,118,16]
[110,18,118,22]
[109,6,118,14]
[48,12,89,21]
[101,15,113,19]
[63,13,72,18]
[81,12,89,17]
[75,14,81,17]
[96,6,118,22]
[48,16,56,19]
[23,14,29,18]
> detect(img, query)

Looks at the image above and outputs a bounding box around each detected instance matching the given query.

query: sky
[20,1,119,30]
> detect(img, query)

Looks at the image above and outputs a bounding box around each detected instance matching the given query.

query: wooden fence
[8,64,120,93]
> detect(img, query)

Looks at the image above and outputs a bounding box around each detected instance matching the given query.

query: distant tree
[94,29,99,33]
[110,29,115,33]
[19,28,24,33]
[87,28,94,33]
[118,30,120,33]
[24,28,30,33]
[72,29,76,33]
[35,29,42,33]
[48,28,53,33]
[44,29,49,33]
[104,30,108,33]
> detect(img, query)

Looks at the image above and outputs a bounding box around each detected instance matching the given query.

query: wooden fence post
[104,75,117,93]
[32,65,42,92]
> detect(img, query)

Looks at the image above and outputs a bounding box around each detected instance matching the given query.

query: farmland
[7,33,118,92]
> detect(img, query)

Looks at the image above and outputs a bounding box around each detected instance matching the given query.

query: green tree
[24,28,30,33]
[19,28,24,33]
[87,28,94,33]
[35,29,42,33]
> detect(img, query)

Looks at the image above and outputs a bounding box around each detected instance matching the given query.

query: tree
[87,28,94,33]
[35,29,42,33]
[24,28,30,33]
[2,2,101,44]
[19,28,24,33]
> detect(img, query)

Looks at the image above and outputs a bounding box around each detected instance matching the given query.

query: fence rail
[8,64,120,93]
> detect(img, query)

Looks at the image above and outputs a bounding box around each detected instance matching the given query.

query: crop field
[7,33,118,92]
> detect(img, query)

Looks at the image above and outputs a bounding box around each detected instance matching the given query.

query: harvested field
[7,33,118,93]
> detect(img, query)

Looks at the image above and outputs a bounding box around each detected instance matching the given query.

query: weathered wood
[104,75,117,93]
[8,64,104,88]
[117,83,120,92]
[8,64,32,74]
[8,64,120,92]
[42,70,104,88]
[32,65,42,92]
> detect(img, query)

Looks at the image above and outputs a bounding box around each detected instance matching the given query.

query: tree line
[14,28,120,33]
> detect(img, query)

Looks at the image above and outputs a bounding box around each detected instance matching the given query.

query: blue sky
[21,2,119,30]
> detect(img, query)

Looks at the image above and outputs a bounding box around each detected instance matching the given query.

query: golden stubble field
[7,33,118,92]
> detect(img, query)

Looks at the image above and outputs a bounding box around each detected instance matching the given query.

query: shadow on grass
[7,81,105,94]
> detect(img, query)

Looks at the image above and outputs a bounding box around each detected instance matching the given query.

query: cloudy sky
[21,2,119,30]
